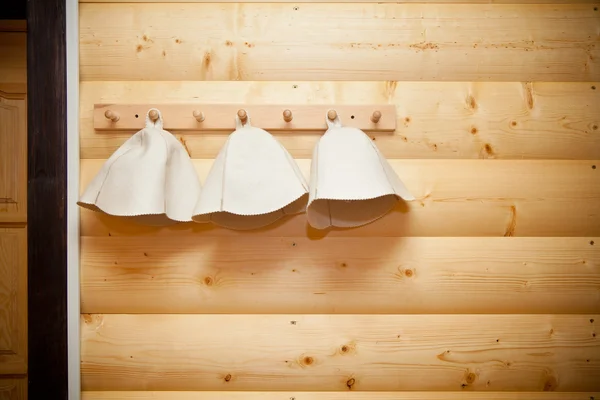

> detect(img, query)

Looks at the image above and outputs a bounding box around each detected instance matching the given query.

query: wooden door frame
[26,0,79,398]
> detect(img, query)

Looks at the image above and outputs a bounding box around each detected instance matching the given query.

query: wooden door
[0,21,27,399]
[0,93,26,223]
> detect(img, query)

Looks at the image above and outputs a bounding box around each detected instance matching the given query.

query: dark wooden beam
[27,0,68,398]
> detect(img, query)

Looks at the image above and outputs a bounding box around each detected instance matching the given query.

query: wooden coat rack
[93,104,397,132]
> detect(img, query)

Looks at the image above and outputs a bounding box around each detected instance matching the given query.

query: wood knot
[303,356,314,365]
[175,38,182,44]
[504,205,517,237]
[225,40,233,46]
[466,372,477,384]
[203,51,212,68]
[404,269,414,278]
[224,374,232,382]
[466,95,477,110]
[341,345,349,353]
[204,277,213,286]
[404,117,411,123]
[543,376,558,391]
[511,121,518,127]
[471,127,478,135]
[346,378,355,390]
[591,319,595,323]
[82,314,92,324]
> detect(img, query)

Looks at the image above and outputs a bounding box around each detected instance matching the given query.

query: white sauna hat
[192,112,309,230]
[307,111,415,229]
[78,108,202,226]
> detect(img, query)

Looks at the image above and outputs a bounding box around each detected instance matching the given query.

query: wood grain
[0,378,27,400]
[79,81,600,160]
[0,32,26,93]
[93,103,397,132]
[27,0,68,396]
[0,93,27,223]
[80,159,600,238]
[81,314,600,391]
[80,237,600,315]
[81,392,600,400]
[0,227,27,375]
[79,3,600,82]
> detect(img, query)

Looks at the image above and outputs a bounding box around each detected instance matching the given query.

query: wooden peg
[283,109,293,122]
[149,109,159,122]
[371,110,382,123]
[327,109,337,121]
[104,110,120,122]
[237,109,248,125]
[193,110,205,122]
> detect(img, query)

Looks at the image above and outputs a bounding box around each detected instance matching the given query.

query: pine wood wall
[78,1,600,398]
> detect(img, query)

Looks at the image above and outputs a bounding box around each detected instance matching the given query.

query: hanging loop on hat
[145,108,164,130]
[235,109,252,129]
[325,109,342,129]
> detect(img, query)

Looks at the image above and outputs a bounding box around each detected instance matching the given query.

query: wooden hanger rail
[94,104,396,132]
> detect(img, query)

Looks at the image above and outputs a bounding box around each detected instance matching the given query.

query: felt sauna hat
[192,111,309,230]
[307,111,415,229]
[78,108,202,226]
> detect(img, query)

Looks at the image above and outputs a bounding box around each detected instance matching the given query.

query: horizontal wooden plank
[79,4,600,82]
[80,159,600,237]
[81,314,600,391]
[80,237,600,315]
[81,392,600,400]
[80,81,600,160]
[93,103,397,132]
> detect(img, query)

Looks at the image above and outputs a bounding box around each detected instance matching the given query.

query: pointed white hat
[307,111,415,229]
[192,113,309,230]
[78,108,202,226]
